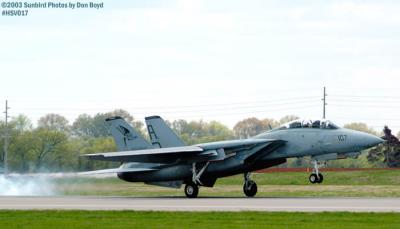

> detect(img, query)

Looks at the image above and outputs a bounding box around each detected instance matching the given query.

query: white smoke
[0,172,115,196]
[0,174,55,196]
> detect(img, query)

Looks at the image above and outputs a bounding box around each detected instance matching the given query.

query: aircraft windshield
[276,119,339,130]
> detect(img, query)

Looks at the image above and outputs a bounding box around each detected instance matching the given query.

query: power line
[330,98,400,103]
[11,96,320,111]
[13,104,320,120]
[12,101,321,115]
[11,104,321,119]
[329,104,400,109]
[334,117,400,121]
[3,93,400,133]
[330,94,400,99]
[160,105,321,119]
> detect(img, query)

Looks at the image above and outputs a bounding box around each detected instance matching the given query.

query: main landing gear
[184,162,210,198]
[309,160,324,184]
[243,172,258,197]
[184,182,199,198]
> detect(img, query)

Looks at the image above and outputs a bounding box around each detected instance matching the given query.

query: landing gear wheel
[243,180,257,197]
[184,183,199,198]
[309,173,318,184]
[317,173,324,183]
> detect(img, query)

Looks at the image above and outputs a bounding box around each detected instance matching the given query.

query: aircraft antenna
[3,100,10,175]
[322,87,327,119]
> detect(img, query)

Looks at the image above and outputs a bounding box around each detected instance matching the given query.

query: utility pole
[3,100,10,175]
[322,87,327,119]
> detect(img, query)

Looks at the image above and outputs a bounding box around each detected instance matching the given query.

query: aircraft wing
[242,139,286,164]
[84,139,284,164]
[199,138,287,164]
[196,139,276,151]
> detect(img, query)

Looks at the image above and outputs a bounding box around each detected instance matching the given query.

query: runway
[0,196,399,212]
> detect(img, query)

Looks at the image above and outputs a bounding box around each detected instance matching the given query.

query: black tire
[243,180,257,197]
[184,183,199,198]
[317,173,324,183]
[309,173,318,184]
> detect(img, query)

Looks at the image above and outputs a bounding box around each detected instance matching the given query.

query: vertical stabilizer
[145,116,186,148]
[106,116,152,151]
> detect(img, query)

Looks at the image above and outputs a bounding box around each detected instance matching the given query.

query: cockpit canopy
[275,119,340,130]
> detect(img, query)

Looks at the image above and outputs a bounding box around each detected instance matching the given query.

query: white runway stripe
[0,197,400,212]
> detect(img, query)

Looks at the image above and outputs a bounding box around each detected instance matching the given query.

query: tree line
[0,109,399,173]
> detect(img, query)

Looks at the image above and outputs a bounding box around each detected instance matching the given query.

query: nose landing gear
[243,172,258,197]
[309,173,323,183]
[309,160,324,184]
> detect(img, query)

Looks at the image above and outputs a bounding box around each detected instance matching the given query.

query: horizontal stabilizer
[79,167,156,175]
[84,145,205,163]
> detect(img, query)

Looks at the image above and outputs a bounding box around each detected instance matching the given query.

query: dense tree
[0,116,26,167]
[30,128,69,171]
[5,126,70,172]
[343,122,378,136]
[198,121,235,143]
[9,130,36,172]
[169,119,186,136]
[71,114,94,137]
[38,113,70,132]
[279,115,299,124]
[368,126,400,168]
[71,109,144,138]
[76,137,118,171]
[170,119,234,145]
[12,114,32,133]
[0,111,395,172]
[233,117,278,139]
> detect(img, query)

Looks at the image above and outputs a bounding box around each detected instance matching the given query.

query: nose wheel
[243,172,258,197]
[309,173,323,184]
[309,160,324,184]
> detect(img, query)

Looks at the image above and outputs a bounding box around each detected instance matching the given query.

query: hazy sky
[1,0,400,133]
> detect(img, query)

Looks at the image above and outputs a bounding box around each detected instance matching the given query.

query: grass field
[53,170,400,197]
[0,211,399,229]
[3,171,400,228]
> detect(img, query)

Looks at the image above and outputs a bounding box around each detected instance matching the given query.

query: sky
[0,0,400,133]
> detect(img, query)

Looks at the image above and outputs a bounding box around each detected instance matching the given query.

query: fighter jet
[84,116,384,198]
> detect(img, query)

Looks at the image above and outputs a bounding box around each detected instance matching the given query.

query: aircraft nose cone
[365,134,385,148]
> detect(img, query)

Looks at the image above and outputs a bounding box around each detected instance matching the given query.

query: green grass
[0,211,399,229]
[51,170,400,197]
[217,170,400,186]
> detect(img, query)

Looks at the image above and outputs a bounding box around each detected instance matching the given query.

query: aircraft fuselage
[118,126,383,186]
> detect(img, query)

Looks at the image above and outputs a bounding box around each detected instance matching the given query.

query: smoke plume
[0,174,55,196]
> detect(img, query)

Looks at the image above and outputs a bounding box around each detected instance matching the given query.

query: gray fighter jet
[84,116,383,198]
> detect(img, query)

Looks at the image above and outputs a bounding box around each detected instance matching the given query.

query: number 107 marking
[338,135,347,141]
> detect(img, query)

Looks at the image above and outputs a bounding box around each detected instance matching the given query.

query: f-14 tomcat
[84,116,384,198]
